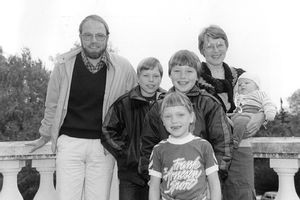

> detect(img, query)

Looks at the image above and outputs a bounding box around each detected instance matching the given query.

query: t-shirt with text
[149,134,218,200]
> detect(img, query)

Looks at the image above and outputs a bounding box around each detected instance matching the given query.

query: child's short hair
[136,57,163,77]
[160,91,195,132]
[168,50,201,78]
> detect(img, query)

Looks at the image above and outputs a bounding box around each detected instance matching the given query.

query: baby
[231,72,277,147]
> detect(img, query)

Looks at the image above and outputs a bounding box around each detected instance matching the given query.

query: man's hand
[245,112,265,137]
[26,136,50,153]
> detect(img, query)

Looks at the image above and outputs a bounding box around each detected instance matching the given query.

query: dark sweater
[60,53,107,139]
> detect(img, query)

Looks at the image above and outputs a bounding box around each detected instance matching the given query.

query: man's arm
[39,64,61,136]
[27,64,62,152]
[122,58,138,92]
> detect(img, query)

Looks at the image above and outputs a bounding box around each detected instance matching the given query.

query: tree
[0,47,50,199]
[288,89,300,115]
[0,47,50,141]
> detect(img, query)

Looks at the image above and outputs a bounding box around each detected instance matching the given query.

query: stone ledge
[251,137,300,159]
[0,141,55,161]
[2,137,300,160]
[253,152,300,159]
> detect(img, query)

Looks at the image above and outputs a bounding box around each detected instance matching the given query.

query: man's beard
[82,43,107,59]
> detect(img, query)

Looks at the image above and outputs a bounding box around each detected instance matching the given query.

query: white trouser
[56,135,115,200]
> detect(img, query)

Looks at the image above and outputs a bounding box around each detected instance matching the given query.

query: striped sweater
[235,90,277,121]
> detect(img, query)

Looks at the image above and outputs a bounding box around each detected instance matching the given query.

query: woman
[198,25,265,200]
[198,25,244,113]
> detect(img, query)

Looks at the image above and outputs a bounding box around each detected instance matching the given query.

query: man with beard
[28,15,137,200]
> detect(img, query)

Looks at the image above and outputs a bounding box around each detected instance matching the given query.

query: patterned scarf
[199,62,245,113]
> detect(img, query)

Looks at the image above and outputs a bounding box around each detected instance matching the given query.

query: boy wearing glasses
[28,15,137,200]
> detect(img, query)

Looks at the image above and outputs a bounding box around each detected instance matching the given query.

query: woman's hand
[244,112,265,137]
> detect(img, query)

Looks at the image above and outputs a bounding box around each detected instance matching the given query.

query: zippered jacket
[101,86,165,185]
[139,85,233,180]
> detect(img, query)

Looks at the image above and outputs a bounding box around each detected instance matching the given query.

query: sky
[1,0,299,109]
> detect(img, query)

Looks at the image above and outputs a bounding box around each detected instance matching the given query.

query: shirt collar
[167,133,195,145]
[81,51,109,73]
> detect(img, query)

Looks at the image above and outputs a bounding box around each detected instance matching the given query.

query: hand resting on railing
[26,135,51,153]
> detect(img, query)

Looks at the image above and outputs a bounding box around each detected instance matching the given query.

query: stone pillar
[270,159,300,200]
[0,160,25,200]
[32,159,57,200]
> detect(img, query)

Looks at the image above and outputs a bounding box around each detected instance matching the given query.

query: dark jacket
[199,62,245,113]
[139,85,233,180]
[101,85,165,186]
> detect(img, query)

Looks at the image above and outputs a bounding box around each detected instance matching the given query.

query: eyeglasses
[204,42,226,52]
[81,33,107,41]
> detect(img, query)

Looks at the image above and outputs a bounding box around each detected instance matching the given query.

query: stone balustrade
[251,137,300,200]
[0,141,56,200]
[1,137,300,200]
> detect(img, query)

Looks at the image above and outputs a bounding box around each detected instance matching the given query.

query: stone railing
[1,137,300,200]
[251,137,300,200]
[0,141,56,200]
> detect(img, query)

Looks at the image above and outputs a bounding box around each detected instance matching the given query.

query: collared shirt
[81,51,108,73]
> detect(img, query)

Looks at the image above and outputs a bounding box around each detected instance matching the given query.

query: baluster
[32,159,57,200]
[270,159,300,200]
[0,160,25,200]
